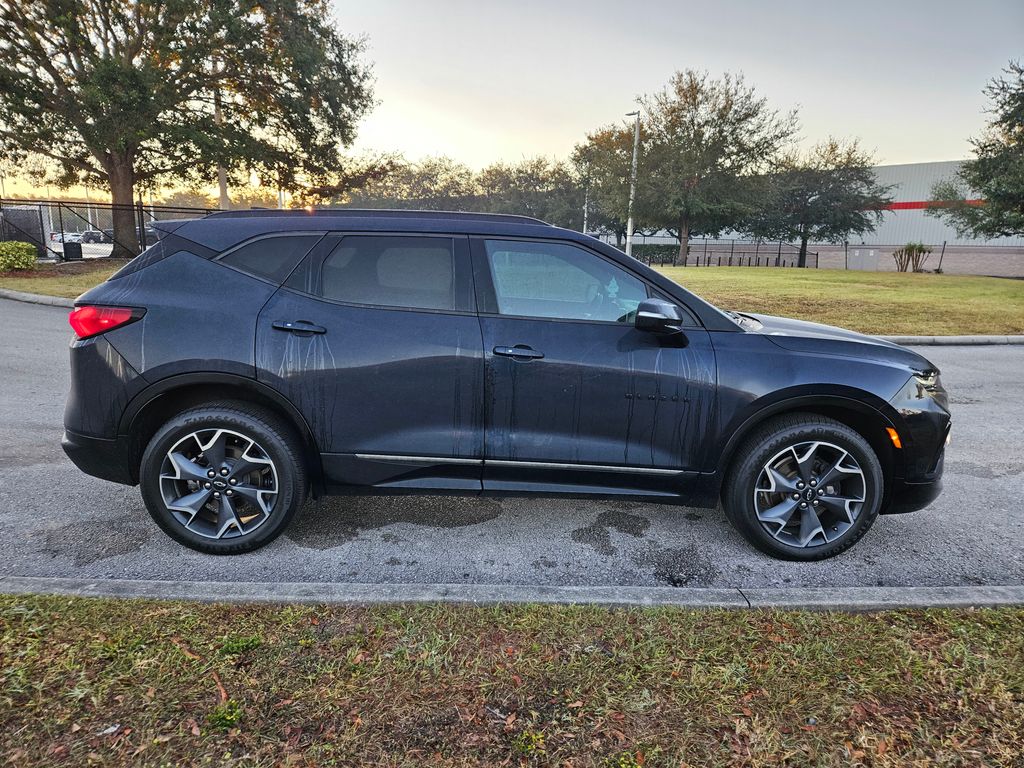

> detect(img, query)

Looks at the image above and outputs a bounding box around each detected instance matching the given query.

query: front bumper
[62,429,136,486]
[884,450,944,514]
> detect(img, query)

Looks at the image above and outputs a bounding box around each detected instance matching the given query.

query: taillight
[68,305,140,339]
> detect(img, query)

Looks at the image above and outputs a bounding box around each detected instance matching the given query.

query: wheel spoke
[757,497,799,528]
[817,453,858,488]
[793,443,819,482]
[200,430,228,471]
[231,482,276,514]
[817,493,861,524]
[168,488,213,518]
[765,467,799,494]
[797,506,825,546]
[164,452,210,483]
[215,494,244,538]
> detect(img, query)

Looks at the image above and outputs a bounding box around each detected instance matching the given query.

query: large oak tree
[642,70,798,262]
[0,0,373,256]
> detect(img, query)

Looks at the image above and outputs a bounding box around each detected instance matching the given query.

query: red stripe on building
[884,199,984,211]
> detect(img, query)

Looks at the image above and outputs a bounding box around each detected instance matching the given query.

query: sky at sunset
[335,0,1022,167]
[5,0,1021,197]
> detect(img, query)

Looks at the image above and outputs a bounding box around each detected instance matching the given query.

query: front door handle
[272,320,327,335]
[493,344,544,360]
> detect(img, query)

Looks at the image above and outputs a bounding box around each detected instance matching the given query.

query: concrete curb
[0,288,73,307]
[2,575,1023,610]
[1,292,1022,345]
[879,334,1024,346]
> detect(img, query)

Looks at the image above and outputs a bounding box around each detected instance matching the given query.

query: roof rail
[204,208,552,226]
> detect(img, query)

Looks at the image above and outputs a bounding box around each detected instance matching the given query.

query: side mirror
[635,298,685,335]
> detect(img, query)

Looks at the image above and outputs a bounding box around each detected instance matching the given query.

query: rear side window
[217,235,322,283]
[319,236,456,311]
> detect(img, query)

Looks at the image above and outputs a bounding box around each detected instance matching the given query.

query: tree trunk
[797,234,809,268]
[676,215,690,266]
[107,158,140,259]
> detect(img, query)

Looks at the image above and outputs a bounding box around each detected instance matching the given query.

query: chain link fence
[0,198,218,261]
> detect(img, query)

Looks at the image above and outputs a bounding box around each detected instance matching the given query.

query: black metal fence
[628,238,819,268]
[0,198,217,260]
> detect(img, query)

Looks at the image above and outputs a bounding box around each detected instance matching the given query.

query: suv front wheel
[723,414,884,561]
[139,401,307,554]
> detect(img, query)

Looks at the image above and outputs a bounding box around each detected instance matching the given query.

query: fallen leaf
[210,670,228,703]
[171,637,202,661]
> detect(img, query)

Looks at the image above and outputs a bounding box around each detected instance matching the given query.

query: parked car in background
[80,230,104,243]
[97,225,158,245]
[62,210,950,560]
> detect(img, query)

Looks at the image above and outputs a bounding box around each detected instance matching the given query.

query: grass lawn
[2,596,1022,766]
[1,260,1022,336]
[0,260,123,299]
[656,267,1024,336]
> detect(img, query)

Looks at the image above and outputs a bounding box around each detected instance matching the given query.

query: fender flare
[118,371,324,489]
[715,391,902,478]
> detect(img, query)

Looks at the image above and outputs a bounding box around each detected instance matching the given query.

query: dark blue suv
[62,210,950,560]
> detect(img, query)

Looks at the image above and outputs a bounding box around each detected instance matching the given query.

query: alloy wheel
[158,428,278,540]
[752,440,866,548]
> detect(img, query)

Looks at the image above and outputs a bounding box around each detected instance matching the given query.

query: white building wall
[840,161,1024,248]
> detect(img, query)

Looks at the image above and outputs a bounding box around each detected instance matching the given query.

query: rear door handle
[493,344,544,360]
[272,320,326,335]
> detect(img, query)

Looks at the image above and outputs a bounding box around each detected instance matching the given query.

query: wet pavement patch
[646,543,720,587]
[41,514,152,566]
[570,509,651,556]
[286,495,503,550]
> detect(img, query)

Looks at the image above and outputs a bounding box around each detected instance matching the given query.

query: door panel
[473,237,717,496]
[255,234,484,491]
[481,316,716,490]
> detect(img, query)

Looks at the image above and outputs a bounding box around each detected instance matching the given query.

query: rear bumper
[62,429,135,486]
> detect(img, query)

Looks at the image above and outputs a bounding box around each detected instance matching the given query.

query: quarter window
[484,240,647,323]
[217,235,321,283]
[319,236,456,311]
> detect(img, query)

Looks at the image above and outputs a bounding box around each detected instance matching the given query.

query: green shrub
[0,241,37,270]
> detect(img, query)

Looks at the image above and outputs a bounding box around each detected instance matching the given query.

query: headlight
[913,370,949,411]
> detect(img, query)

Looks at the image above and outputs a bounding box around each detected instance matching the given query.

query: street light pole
[625,110,640,257]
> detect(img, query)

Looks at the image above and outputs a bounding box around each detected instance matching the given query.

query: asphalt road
[2,297,1022,590]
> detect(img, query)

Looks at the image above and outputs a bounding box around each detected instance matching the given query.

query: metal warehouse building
[850,160,1024,248]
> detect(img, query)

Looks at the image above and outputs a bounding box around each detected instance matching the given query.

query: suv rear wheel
[139,401,306,554]
[723,414,883,561]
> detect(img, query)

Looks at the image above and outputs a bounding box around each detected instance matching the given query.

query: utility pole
[625,110,640,257]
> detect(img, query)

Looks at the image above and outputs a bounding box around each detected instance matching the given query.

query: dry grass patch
[1,596,1022,766]
[656,267,1024,335]
[0,260,122,299]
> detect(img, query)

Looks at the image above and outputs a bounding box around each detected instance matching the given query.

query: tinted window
[218,235,321,283]
[484,240,647,323]
[320,236,455,310]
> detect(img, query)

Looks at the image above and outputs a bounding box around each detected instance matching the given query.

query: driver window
[484,240,647,323]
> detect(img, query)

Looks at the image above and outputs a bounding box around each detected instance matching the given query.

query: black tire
[139,401,307,554]
[723,413,883,561]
